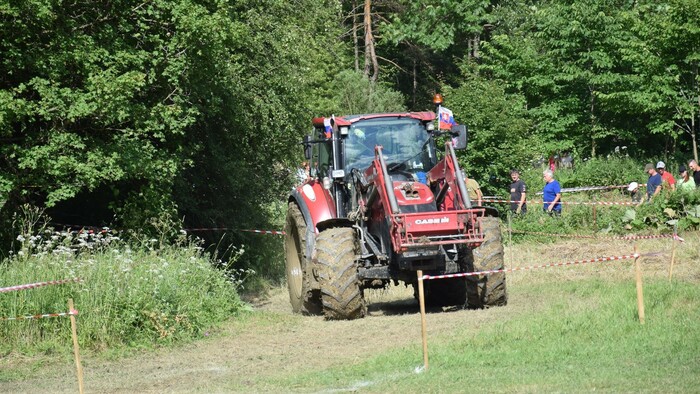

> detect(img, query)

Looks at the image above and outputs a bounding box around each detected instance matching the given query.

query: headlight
[322,177,332,190]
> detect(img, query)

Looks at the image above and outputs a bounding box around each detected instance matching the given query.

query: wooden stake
[592,199,598,232]
[68,299,84,394]
[634,246,645,325]
[417,270,429,371]
[668,226,678,281]
[507,211,513,268]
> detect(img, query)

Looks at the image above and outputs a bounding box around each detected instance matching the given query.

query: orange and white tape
[1,309,78,321]
[183,228,285,235]
[483,198,637,206]
[508,230,684,242]
[420,252,646,281]
[0,278,82,293]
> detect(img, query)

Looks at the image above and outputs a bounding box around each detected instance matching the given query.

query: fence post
[634,245,645,325]
[668,224,678,281]
[592,196,598,232]
[417,270,429,371]
[507,210,513,268]
[68,299,84,394]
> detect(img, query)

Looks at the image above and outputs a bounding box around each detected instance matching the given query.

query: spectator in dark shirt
[644,163,662,204]
[509,169,527,215]
[689,159,700,187]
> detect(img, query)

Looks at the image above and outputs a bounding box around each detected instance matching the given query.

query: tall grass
[0,227,247,356]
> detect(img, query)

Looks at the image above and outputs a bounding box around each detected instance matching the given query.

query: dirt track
[3,283,533,393]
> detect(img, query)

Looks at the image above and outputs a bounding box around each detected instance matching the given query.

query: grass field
[267,234,700,393]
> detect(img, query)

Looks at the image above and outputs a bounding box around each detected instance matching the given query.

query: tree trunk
[694,62,699,162]
[363,0,378,82]
[352,0,359,73]
[590,91,597,158]
[692,113,698,162]
[412,59,417,109]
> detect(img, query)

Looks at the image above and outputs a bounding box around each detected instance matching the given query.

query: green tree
[445,65,534,195]
[625,0,700,161]
[0,0,343,260]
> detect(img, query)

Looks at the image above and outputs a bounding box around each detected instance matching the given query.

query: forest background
[1,0,700,278]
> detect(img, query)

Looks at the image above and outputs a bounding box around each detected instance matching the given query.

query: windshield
[344,117,434,175]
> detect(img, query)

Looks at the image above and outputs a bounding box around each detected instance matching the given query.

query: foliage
[446,66,535,196]
[2,0,700,283]
[0,225,247,355]
[319,70,407,116]
[518,155,646,195]
[625,188,700,232]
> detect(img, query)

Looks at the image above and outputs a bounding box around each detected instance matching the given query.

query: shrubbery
[0,214,248,356]
[500,156,700,237]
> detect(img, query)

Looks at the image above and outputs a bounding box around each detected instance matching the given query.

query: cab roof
[312,112,435,128]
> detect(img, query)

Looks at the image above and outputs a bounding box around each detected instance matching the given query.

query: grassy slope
[1,232,698,392]
[268,235,700,393]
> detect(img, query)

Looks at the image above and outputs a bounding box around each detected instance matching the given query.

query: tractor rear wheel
[284,203,322,315]
[466,216,508,308]
[314,227,366,320]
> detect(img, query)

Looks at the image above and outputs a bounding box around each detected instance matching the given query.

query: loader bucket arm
[426,141,472,210]
[369,143,484,254]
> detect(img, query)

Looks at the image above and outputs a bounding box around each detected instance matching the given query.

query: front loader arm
[365,143,483,254]
[427,141,472,210]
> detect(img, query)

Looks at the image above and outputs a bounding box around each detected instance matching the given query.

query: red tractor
[284,102,507,320]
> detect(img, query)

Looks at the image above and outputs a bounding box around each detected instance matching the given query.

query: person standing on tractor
[464,173,483,206]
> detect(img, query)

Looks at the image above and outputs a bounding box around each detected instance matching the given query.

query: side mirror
[451,125,468,150]
[303,135,312,160]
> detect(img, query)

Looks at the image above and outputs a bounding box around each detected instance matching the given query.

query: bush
[519,155,645,194]
[0,225,248,356]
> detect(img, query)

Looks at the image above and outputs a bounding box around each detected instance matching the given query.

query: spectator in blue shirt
[542,169,562,215]
[643,163,662,204]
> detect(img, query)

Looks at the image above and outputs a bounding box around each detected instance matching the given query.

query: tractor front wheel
[466,216,508,308]
[314,227,366,320]
[284,203,322,315]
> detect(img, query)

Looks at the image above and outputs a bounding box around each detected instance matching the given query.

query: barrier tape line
[1,309,78,322]
[49,223,288,236]
[182,228,286,235]
[420,253,647,281]
[534,184,646,195]
[0,278,83,293]
[482,198,637,206]
[508,230,684,242]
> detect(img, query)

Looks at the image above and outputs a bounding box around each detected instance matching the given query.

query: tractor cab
[343,117,437,183]
[307,113,445,218]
